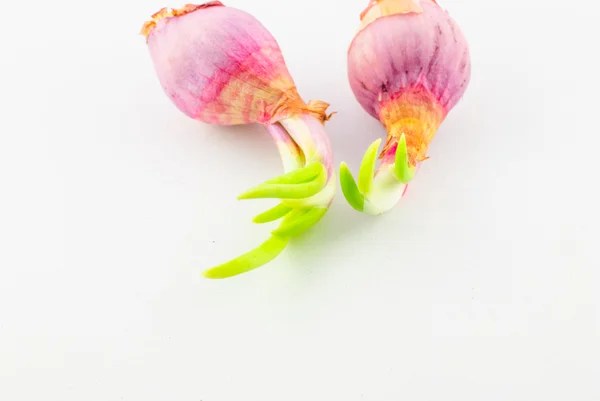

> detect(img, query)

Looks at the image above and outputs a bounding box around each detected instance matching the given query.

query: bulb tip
[140,2,225,38]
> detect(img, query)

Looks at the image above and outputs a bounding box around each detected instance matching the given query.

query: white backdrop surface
[1,0,599,400]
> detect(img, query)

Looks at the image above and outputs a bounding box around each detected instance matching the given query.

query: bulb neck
[378,88,445,167]
[266,113,335,208]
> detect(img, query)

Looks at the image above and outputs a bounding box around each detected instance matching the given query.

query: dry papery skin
[358,0,441,31]
[140,2,225,38]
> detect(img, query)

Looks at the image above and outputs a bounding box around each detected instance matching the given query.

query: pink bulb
[348,0,470,164]
[339,0,472,215]
[141,2,328,126]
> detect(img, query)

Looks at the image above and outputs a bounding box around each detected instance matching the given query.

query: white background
[1,0,599,399]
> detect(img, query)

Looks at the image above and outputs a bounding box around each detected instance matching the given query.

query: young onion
[340,0,471,215]
[141,2,336,278]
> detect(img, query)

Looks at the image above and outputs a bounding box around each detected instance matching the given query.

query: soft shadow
[282,198,387,281]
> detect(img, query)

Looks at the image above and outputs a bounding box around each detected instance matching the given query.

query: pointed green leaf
[271,207,328,238]
[263,162,323,185]
[358,138,382,194]
[202,235,289,279]
[394,134,415,184]
[237,165,327,200]
[252,203,293,224]
[339,162,365,212]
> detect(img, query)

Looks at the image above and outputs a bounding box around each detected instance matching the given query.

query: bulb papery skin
[340,0,471,215]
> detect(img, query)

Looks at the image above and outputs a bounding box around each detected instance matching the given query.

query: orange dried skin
[140,2,224,38]
[359,0,424,31]
[378,87,445,166]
